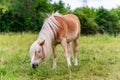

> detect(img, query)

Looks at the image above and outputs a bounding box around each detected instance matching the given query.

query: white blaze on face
[30,41,41,66]
[31,53,41,66]
[31,53,35,64]
[31,51,41,66]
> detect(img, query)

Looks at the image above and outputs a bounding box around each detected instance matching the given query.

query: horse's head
[29,40,45,69]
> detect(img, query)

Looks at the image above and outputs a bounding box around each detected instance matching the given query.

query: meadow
[0,33,120,80]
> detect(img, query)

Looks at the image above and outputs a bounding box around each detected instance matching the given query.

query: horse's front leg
[61,38,71,67]
[52,45,57,68]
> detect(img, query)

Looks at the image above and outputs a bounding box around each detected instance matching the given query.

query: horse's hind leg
[72,39,78,66]
[67,43,71,65]
[52,45,57,68]
[61,38,71,67]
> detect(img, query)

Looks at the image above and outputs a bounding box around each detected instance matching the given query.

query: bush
[0,9,46,32]
[73,7,99,35]
[95,7,119,35]
[0,0,69,32]
[0,11,33,32]
[1,0,120,35]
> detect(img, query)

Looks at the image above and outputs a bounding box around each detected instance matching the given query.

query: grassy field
[0,33,120,80]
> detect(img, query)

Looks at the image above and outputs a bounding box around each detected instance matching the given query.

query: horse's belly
[67,31,78,42]
[55,14,80,43]
[64,14,80,42]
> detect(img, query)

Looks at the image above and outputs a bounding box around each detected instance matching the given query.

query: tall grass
[0,33,120,80]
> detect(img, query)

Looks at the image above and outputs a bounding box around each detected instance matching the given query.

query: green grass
[0,33,120,80]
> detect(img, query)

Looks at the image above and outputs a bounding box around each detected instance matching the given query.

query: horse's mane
[40,12,63,38]
[38,12,63,58]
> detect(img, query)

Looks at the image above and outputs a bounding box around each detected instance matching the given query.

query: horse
[29,12,80,68]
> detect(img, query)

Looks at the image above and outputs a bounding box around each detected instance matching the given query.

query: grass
[0,33,120,80]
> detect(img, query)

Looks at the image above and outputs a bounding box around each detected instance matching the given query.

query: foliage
[52,0,69,14]
[0,0,53,32]
[0,0,120,35]
[95,7,120,35]
[73,7,99,34]
[0,0,70,32]
[111,6,120,20]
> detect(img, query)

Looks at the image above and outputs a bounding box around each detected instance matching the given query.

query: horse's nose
[32,63,38,69]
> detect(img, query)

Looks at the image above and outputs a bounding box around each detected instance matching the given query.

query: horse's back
[63,14,80,41]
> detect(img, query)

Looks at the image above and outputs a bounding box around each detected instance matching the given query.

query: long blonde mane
[38,12,63,58]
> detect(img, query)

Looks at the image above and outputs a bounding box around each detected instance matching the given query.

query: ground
[0,33,120,80]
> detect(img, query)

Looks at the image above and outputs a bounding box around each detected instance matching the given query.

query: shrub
[95,7,119,35]
[73,7,99,35]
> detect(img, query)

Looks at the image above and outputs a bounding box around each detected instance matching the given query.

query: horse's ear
[40,40,45,46]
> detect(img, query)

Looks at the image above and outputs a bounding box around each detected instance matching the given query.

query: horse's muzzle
[32,63,38,69]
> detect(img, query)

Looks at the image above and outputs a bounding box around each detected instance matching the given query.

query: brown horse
[29,12,80,68]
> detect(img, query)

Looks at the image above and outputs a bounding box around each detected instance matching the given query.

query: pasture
[0,33,120,80]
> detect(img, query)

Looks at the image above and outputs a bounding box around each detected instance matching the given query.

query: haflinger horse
[29,12,80,69]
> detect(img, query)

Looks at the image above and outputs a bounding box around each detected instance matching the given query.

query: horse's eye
[38,51,40,53]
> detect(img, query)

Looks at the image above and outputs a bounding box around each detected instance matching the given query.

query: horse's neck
[38,13,60,58]
[44,41,52,58]
[38,32,53,58]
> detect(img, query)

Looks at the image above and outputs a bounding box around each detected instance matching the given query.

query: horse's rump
[54,14,80,43]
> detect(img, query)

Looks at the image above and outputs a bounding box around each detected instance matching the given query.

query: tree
[111,6,120,20]
[95,7,119,35]
[73,7,99,34]
[52,0,68,14]
[0,0,54,32]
